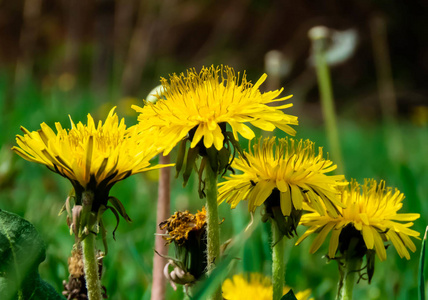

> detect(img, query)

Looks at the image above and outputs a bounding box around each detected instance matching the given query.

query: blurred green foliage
[0,210,63,300]
[0,72,427,300]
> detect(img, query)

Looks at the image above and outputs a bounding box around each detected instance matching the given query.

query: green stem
[205,163,222,300]
[309,26,345,174]
[82,233,102,300]
[183,285,192,300]
[336,256,362,300]
[272,221,285,300]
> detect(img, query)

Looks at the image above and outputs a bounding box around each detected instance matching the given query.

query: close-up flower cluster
[4,58,425,300]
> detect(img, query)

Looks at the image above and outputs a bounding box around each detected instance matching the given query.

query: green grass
[1,74,427,299]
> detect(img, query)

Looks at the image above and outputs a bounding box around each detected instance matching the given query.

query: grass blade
[419,226,428,300]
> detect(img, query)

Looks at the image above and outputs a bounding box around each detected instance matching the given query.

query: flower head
[133,65,298,155]
[13,107,171,238]
[219,137,346,218]
[14,107,165,196]
[296,179,420,263]
[222,273,312,300]
[160,207,207,245]
[160,208,208,287]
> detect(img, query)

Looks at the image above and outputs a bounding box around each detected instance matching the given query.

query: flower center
[197,106,216,121]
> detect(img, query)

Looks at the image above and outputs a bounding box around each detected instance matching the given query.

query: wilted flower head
[13,108,171,239]
[222,273,312,300]
[296,179,420,282]
[218,137,346,238]
[160,208,208,287]
[160,207,207,246]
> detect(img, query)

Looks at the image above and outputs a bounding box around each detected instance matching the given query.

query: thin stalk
[309,26,345,174]
[82,234,102,300]
[151,154,170,300]
[418,226,428,300]
[183,285,192,300]
[370,16,403,162]
[205,163,222,300]
[370,15,397,120]
[336,257,361,300]
[272,221,285,300]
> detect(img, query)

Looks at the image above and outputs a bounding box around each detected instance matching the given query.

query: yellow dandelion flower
[13,107,166,196]
[12,107,172,239]
[218,137,347,218]
[222,273,312,300]
[132,65,298,155]
[296,179,420,262]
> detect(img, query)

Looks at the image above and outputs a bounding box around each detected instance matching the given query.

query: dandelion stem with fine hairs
[272,221,285,300]
[336,256,361,300]
[205,163,222,300]
[336,237,362,300]
[82,233,102,300]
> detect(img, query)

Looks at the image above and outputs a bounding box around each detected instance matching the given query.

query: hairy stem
[272,221,285,300]
[205,163,222,300]
[336,257,361,300]
[82,233,102,300]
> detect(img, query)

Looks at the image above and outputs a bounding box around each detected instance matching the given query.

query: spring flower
[160,208,207,288]
[133,65,298,186]
[133,66,297,299]
[133,65,297,155]
[296,179,420,282]
[222,273,312,300]
[218,137,346,237]
[12,107,171,239]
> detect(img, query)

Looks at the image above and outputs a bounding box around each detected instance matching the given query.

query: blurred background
[0,0,427,299]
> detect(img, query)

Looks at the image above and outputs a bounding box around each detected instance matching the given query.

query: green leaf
[280,289,298,300]
[419,226,428,300]
[0,209,64,300]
